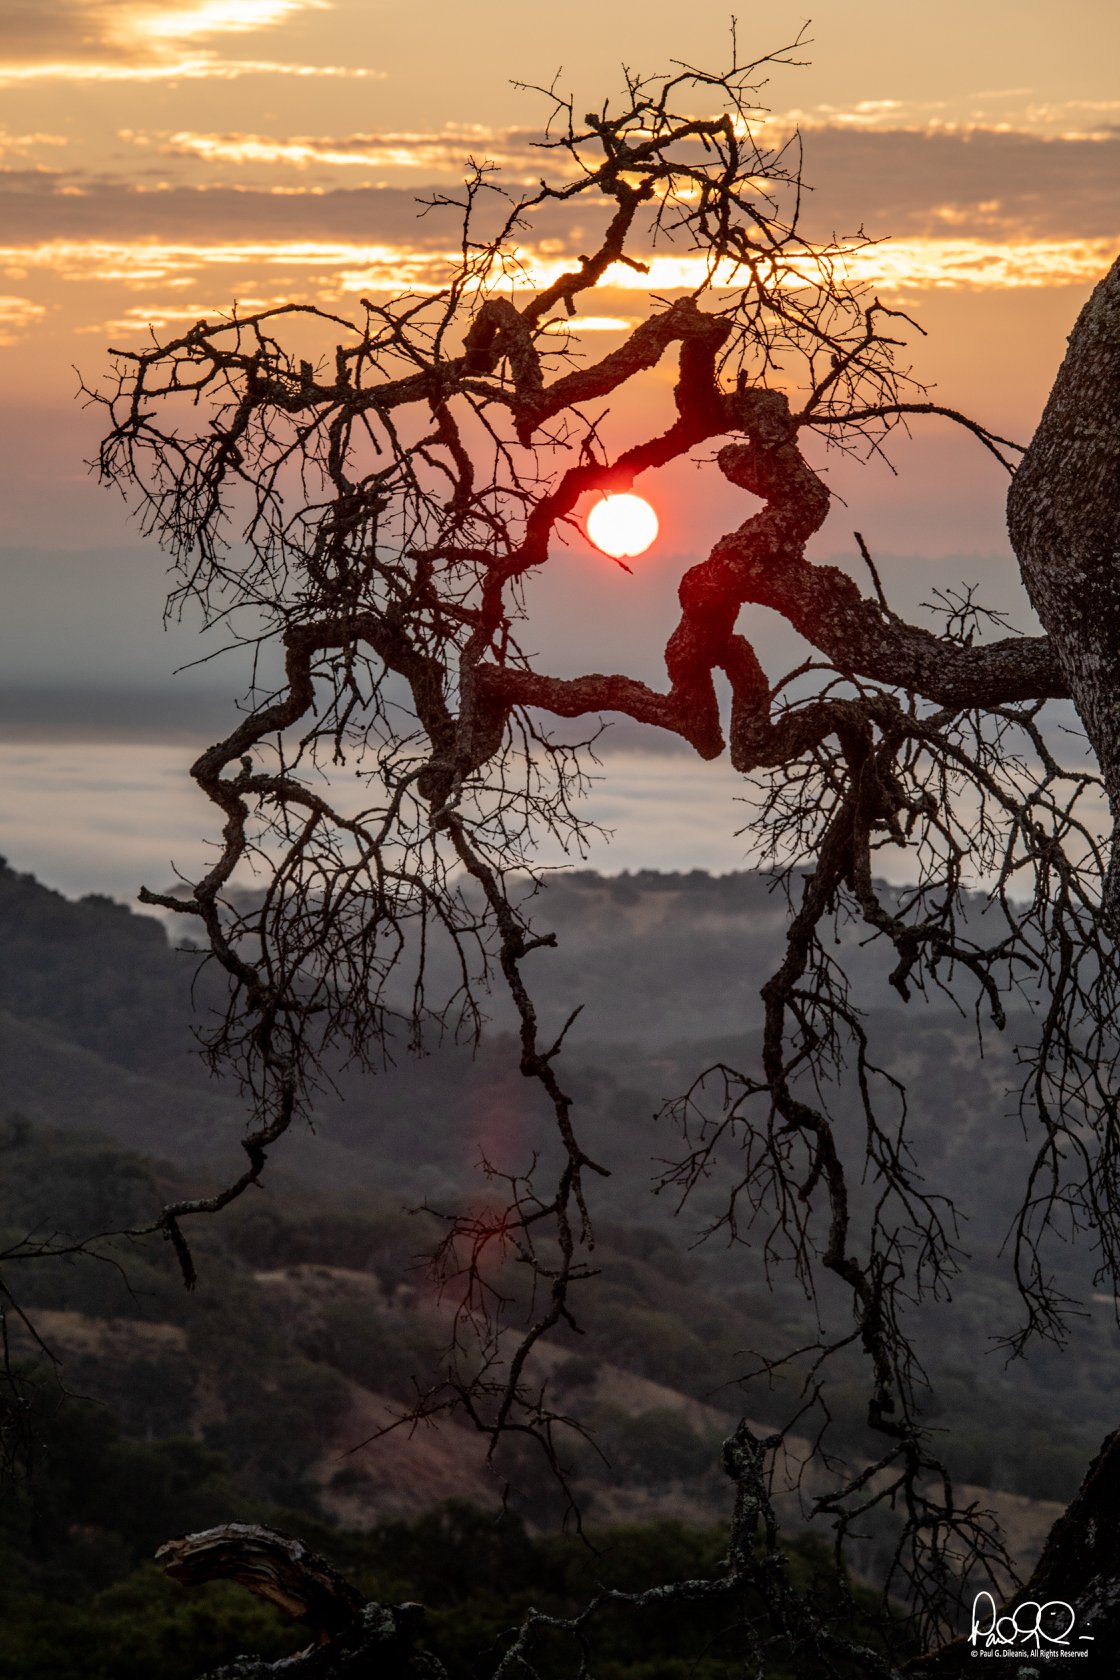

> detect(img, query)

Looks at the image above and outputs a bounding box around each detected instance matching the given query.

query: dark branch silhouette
[69,34,1120,1675]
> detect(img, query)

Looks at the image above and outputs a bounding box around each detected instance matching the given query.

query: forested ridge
[1,861,1116,1672]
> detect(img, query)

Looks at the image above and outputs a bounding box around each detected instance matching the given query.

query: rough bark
[157,1525,366,1638]
[907,1428,1120,1677]
[157,1524,446,1679]
[1008,253,1120,925]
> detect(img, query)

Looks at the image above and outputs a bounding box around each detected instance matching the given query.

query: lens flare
[587,493,659,559]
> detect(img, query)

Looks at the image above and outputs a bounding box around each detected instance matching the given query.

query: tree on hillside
[85,33,1120,1677]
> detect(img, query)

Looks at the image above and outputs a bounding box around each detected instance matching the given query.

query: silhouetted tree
[84,32,1120,1677]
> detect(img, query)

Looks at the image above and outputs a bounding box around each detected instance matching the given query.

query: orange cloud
[83,301,638,338]
[760,95,1120,142]
[136,127,556,178]
[102,121,1120,245]
[0,121,1114,355]
[3,233,1110,313]
[130,1,323,42]
[0,130,69,161]
[0,0,373,84]
[0,295,47,344]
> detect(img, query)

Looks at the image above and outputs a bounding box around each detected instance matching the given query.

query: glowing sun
[587,493,659,559]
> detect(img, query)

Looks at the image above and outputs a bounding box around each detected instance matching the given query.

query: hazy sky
[1,1,1118,900]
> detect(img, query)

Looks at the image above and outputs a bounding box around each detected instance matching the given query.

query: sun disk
[587,493,659,559]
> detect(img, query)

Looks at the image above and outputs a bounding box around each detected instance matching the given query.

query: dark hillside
[2,862,1117,1565]
[0,861,205,1080]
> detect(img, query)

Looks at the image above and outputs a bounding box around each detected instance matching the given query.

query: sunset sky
[1,0,1118,901]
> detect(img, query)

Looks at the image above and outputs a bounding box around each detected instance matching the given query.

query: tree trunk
[1008,253,1120,924]
[908,1428,1120,1676]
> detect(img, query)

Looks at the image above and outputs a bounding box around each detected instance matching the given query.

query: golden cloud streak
[84,305,639,338]
[149,129,544,173]
[589,240,1117,294]
[0,130,68,155]
[130,1,325,43]
[0,58,373,85]
[540,316,637,334]
[2,236,1114,312]
[131,113,1120,183]
[0,240,440,286]
[83,300,276,333]
[0,294,47,345]
[754,98,1120,142]
[0,0,368,85]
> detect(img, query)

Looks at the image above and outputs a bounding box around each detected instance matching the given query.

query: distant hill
[2,856,1117,1549]
[0,860,206,1079]
[0,856,1072,1254]
[0,1123,1082,1552]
